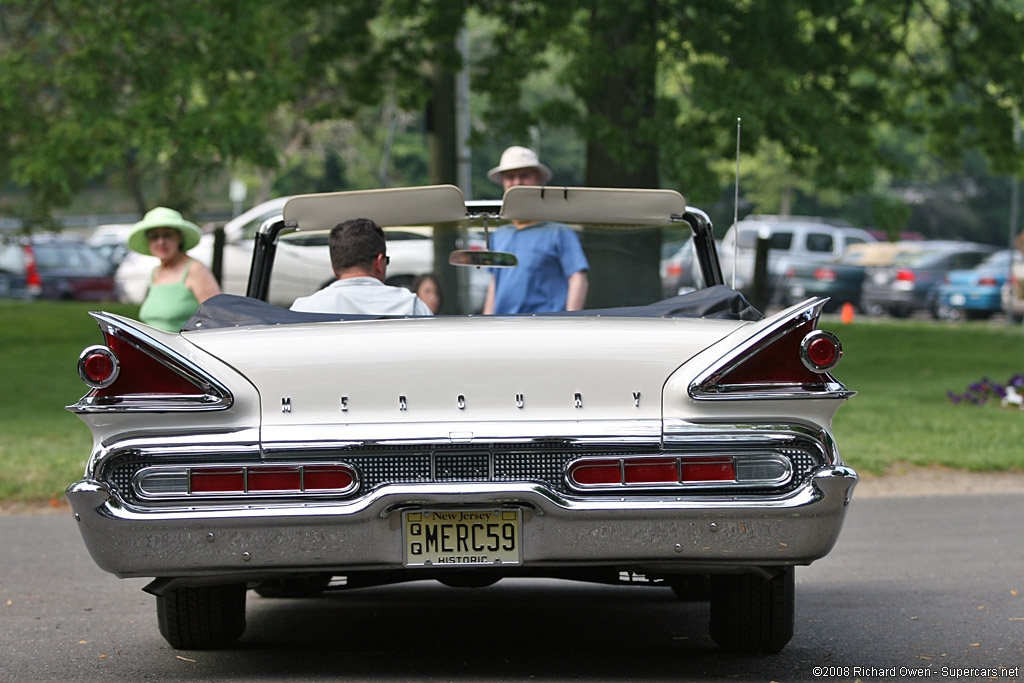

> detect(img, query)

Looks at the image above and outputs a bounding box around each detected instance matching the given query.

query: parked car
[936,249,1021,320]
[116,197,484,311]
[660,235,698,297]
[86,223,134,267]
[0,236,116,300]
[66,185,857,655]
[718,215,875,304]
[860,242,998,318]
[782,241,925,312]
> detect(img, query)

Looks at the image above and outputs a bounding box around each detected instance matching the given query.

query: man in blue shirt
[483,146,589,314]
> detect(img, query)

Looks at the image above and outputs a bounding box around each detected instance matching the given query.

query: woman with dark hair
[411,273,442,314]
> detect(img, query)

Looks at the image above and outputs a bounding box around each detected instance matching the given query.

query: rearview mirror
[448,250,518,268]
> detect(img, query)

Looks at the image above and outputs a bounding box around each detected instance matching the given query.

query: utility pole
[1010,106,1021,326]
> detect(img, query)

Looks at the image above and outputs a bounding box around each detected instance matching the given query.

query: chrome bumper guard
[67,465,857,579]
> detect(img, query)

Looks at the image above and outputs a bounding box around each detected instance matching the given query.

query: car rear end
[67,297,854,653]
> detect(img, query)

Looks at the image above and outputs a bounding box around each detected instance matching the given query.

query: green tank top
[140,260,200,332]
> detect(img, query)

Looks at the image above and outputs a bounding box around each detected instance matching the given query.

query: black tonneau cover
[183,285,762,332]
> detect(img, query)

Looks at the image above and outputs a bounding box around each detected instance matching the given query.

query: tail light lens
[895,269,915,282]
[567,455,790,490]
[78,345,119,388]
[813,267,836,282]
[135,464,357,498]
[978,277,998,287]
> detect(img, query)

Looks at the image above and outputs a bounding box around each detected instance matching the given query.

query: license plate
[403,509,521,567]
[950,293,966,306]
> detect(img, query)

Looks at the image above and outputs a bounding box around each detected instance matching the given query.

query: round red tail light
[78,345,119,388]
[800,330,842,372]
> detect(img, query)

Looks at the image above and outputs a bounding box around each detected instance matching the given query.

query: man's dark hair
[328,218,386,271]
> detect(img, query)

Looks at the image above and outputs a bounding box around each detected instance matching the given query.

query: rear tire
[156,584,246,650]
[709,568,794,654]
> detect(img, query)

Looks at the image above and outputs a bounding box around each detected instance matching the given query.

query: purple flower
[947,391,962,404]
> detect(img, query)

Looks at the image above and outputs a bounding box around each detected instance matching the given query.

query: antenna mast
[733,117,742,289]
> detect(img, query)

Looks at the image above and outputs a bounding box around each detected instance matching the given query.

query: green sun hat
[127,207,202,256]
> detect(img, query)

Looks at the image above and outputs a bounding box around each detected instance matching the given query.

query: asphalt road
[1,492,1021,683]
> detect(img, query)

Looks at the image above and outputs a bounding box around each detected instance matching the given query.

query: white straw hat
[487,146,553,185]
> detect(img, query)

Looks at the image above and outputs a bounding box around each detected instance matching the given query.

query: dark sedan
[860,242,997,318]
[0,237,117,300]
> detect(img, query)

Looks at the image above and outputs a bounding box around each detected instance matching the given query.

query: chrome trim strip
[260,419,664,454]
[663,419,842,466]
[83,429,262,480]
[67,312,233,413]
[689,299,855,401]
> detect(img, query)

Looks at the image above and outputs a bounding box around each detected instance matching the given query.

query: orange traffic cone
[841,302,855,324]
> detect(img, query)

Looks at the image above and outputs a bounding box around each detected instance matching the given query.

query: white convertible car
[67,185,857,654]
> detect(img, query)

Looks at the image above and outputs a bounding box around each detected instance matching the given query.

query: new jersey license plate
[403,509,521,567]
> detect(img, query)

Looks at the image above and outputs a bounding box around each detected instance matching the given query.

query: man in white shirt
[290,218,433,316]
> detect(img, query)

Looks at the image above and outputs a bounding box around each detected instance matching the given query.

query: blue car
[936,249,1020,320]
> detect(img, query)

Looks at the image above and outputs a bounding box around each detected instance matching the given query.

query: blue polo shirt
[490,221,589,314]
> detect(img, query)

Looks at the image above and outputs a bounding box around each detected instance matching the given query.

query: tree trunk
[427,61,461,313]
[579,0,662,308]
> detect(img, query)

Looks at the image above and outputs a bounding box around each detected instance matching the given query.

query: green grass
[1,302,1023,503]
[0,300,139,502]
[823,317,1024,475]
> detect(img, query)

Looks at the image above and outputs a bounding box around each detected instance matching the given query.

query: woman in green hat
[127,207,221,332]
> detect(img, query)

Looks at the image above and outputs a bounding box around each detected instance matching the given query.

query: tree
[0,1,317,222]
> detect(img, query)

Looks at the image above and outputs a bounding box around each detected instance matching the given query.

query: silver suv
[718,215,875,304]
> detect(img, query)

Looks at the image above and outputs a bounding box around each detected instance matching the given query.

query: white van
[718,215,876,301]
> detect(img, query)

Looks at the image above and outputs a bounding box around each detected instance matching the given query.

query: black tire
[254,575,332,598]
[156,584,246,650]
[709,568,794,654]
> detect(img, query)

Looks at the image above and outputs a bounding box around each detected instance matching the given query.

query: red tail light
[978,277,999,287]
[813,268,836,282]
[135,464,357,498]
[784,267,795,279]
[567,455,789,490]
[895,269,915,282]
[666,263,683,277]
[23,245,42,296]
[78,346,119,388]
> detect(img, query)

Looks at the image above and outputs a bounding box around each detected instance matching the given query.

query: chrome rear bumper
[67,465,856,579]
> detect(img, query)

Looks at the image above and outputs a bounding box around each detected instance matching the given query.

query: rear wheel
[156,584,246,649]
[709,568,794,654]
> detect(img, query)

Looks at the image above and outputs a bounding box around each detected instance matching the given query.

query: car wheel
[156,583,246,650]
[936,304,962,321]
[709,568,794,654]
[254,575,332,598]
